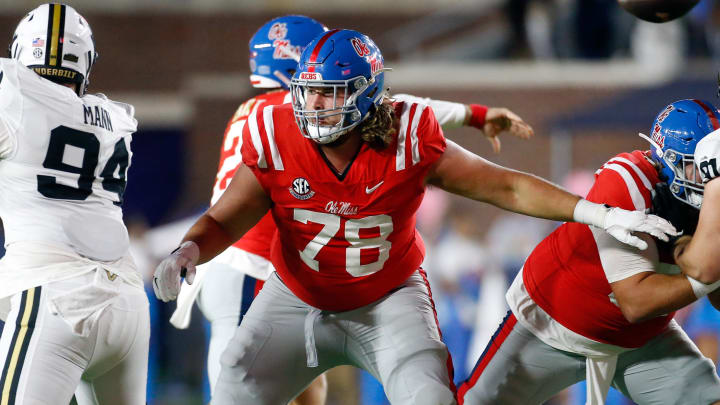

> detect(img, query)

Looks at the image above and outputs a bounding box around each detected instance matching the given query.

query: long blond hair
[357,98,396,149]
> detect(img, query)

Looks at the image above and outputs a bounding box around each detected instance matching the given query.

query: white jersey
[696,128,720,183]
[0,59,141,300]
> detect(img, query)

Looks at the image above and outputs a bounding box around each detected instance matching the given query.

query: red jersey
[522,150,673,348]
[240,101,446,311]
[211,90,292,260]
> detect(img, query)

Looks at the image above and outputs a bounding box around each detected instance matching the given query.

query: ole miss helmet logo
[656,105,674,124]
[651,123,665,149]
[351,38,371,57]
[272,39,302,60]
[651,105,673,149]
[268,22,288,40]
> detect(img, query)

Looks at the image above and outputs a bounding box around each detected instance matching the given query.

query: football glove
[153,241,200,302]
[573,199,678,250]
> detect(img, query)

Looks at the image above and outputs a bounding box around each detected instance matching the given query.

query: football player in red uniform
[153,29,677,404]
[169,16,331,405]
[457,99,720,405]
[168,16,534,405]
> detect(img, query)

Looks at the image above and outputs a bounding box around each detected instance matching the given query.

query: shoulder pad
[110,100,136,119]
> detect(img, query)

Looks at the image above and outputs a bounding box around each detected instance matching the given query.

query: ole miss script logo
[268,23,288,40]
[651,104,674,149]
[351,38,371,57]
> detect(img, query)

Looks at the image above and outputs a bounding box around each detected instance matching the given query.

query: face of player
[686,160,703,183]
[305,86,347,126]
[685,159,705,207]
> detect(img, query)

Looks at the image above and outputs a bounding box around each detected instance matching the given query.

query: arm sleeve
[695,129,720,183]
[393,93,466,130]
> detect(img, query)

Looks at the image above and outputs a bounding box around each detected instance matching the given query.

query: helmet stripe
[44,5,53,65]
[307,29,340,72]
[47,4,64,66]
[56,5,66,67]
[692,99,720,131]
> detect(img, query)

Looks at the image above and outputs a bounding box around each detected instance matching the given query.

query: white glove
[573,199,679,250]
[153,241,200,302]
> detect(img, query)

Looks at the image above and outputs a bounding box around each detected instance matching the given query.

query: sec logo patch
[290,177,315,200]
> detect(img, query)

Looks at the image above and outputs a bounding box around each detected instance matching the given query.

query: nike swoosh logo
[365,181,384,194]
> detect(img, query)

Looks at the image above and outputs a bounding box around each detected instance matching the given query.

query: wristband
[468,104,488,129]
[572,199,609,228]
[686,275,720,299]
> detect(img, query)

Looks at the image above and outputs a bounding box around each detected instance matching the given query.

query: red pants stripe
[457,311,517,404]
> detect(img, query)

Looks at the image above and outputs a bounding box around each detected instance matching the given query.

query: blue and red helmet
[249,15,327,89]
[290,29,389,144]
[640,99,720,208]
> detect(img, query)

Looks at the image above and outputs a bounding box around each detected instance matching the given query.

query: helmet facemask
[640,133,705,208]
[661,148,704,208]
[291,75,374,144]
[638,99,720,210]
[291,30,389,145]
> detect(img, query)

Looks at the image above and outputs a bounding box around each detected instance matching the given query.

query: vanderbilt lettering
[32,67,77,80]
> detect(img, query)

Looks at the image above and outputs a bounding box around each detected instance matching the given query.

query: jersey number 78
[294,208,393,277]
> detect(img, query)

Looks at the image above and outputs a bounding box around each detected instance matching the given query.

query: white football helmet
[8,3,98,95]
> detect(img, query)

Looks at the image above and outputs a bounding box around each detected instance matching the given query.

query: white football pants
[0,269,149,405]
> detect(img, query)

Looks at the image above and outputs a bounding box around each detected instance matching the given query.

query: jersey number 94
[37,126,129,205]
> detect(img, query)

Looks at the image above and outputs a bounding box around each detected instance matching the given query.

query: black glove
[651,182,699,238]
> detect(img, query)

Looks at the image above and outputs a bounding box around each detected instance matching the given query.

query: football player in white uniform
[0,4,149,405]
[674,127,720,304]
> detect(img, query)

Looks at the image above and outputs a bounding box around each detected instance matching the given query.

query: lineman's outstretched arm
[676,178,720,283]
[425,140,578,220]
[184,164,271,264]
[153,164,270,302]
[425,140,677,250]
